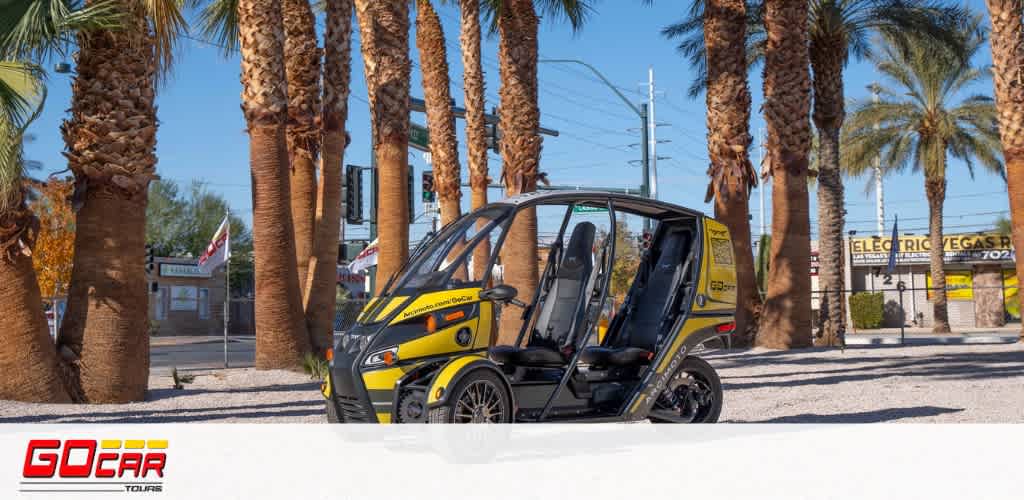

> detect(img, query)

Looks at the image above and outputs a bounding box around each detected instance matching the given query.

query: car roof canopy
[496,190,704,221]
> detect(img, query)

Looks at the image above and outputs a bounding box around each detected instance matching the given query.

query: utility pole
[648,67,658,200]
[758,127,766,237]
[871,84,885,236]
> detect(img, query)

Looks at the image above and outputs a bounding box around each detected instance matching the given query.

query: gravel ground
[1,343,1021,423]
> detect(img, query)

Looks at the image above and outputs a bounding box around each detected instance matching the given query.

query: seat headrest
[558,222,596,276]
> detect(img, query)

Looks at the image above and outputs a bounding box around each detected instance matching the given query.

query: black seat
[491,222,596,367]
[581,229,691,367]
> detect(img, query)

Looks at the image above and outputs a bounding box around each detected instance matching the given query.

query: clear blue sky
[23,0,1009,245]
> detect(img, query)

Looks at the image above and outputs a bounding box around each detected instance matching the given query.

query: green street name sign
[410,122,430,152]
[572,205,608,213]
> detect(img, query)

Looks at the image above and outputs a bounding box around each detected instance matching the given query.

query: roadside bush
[849,292,884,329]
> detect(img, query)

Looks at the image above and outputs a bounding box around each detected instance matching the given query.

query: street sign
[572,205,608,213]
[410,122,430,152]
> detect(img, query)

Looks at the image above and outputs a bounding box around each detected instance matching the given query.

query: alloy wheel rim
[453,380,504,423]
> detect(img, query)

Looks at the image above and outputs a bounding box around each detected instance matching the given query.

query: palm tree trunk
[925,175,951,333]
[239,0,312,369]
[757,0,813,349]
[703,0,760,347]
[0,197,72,403]
[461,0,491,282]
[354,0,411,285]
[810,39,847,347]
[58,4,156,402]
[496,0,541,345]
[416,0,462,228]
[283,0,321,296]
[984,0,1024,342]
[304,0,353,354]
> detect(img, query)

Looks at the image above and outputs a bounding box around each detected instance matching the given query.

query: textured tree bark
[250,126,312,368]
[703,0,760,347]
[984,0,1024,341]
[354,0,411,286]
[416,0,462,228]
[972,264,1005,328]
[0,198,72,403]
[57,4,156,401]
[810,32,847,347]
[461,0,492,283]
[926,175,951,333]
[496,0,541,345]
[283,0,322,295]
[239,0,311,369]
[304,0,353,353]
[757,0,813,349]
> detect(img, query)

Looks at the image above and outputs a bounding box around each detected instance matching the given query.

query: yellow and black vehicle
[323,191,736,423]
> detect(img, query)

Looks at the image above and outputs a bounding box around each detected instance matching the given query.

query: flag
[886,215,899,274]
[348,238,379,274]
[198,216,230,274]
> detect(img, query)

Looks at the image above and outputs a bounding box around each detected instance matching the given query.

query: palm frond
[0,60,45,212]
[0,0,123,61]
[196,0,239,56]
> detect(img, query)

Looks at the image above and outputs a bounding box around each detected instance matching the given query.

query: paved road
[151,337,255,374]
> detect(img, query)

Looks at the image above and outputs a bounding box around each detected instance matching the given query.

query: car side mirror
[479,284,518,302]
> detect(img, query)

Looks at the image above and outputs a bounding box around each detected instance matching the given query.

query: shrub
[849,292,884,329]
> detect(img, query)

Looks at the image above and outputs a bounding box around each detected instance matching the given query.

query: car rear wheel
[649,357,722,423]
[428,370,511,423]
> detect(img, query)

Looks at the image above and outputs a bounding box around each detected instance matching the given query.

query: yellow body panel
[397,319,479,360]
[361,366,412,390]
[426,354,488,405]
[388,288,481,325]
[376,413,392,423]
[372,296,409,322]
[695,217,737,313]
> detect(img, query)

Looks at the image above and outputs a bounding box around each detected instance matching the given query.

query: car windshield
[383,206,512,296]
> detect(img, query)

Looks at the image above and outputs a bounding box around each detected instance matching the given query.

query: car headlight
[364,346,399,367]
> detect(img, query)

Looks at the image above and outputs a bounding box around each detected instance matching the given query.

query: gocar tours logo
[21,439,167,494]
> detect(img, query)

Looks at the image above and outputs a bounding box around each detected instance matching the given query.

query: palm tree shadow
[731,406,964,423]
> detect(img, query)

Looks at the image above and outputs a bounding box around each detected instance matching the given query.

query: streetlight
[538,59,652,203]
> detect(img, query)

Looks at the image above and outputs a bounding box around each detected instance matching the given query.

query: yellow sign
[1004,270,1019,320]
[850,232,1014,266]
[926,270,973,301]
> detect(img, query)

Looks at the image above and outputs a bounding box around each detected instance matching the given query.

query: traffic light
[640,232,653,250]
[345,165,364,224]
[150,281,159,294]
[145,244,156,274]
[422,171,436,203]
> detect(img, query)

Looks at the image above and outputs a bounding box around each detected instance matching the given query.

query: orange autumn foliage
[29,179,75,297]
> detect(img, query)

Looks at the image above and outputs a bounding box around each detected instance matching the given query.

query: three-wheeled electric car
[323,191,737,423]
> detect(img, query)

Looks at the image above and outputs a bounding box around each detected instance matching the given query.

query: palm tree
[664,0,761,346]
[842,21,1004,333]
[758,0,813,349]
[354,0,411,286]
[237,0,312,368]
[0,60,72,402]
[664,0,966,347]
[983,0,1024,342]
[305,0,353,354]
[9,0,190,403]
[487,0,591,344]
[283,0,322,296]
[416,0,462,230]
[460,0,491,283]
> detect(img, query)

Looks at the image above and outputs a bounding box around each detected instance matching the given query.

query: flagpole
[224,211,230,369]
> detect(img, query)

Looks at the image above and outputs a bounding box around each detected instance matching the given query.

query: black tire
[325,396,341,423]
[649,356,722,423]
[428,369,512,424]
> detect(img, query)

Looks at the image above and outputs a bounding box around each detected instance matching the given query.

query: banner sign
[198,217,230,274]
[850,232,1014,266]
[926,270,973,301]
[159,264,211,278]
[1003,269,1019,320]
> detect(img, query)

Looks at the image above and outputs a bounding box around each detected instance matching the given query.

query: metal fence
[810,283,1020,343]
